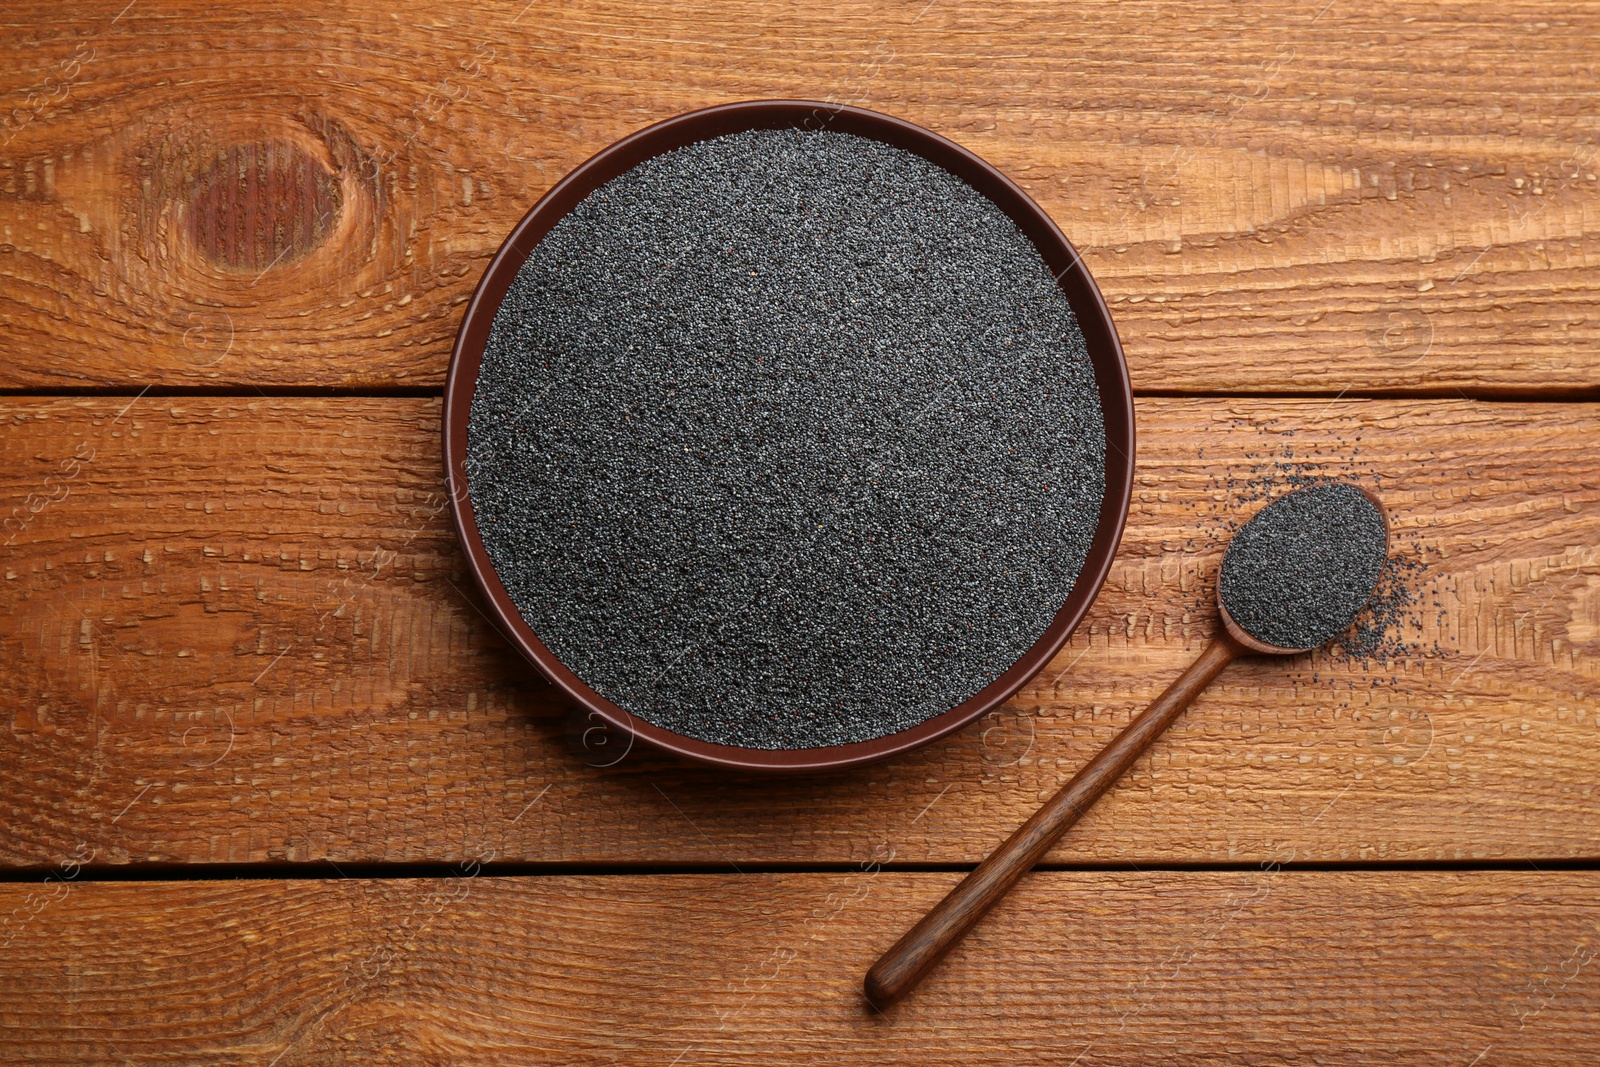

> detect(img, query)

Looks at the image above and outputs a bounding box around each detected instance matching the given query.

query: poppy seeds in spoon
[1219,482,1388,651]
[466,128,1106,750]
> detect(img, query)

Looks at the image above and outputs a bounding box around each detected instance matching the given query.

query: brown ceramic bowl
[444,100,1134,773]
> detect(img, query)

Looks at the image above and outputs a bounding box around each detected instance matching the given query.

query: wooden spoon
[864,486,1389,1009]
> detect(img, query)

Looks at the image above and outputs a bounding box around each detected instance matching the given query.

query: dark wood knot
[186,140,340,272]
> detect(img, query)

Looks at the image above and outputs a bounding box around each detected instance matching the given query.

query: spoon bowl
[1218,483,1390,656]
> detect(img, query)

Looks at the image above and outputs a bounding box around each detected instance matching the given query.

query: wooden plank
[1,1,1597,393]
[2,871,1597,1063]
[2,395,1595,869]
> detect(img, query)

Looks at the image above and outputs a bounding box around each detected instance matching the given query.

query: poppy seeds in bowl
[466,128,1106,750]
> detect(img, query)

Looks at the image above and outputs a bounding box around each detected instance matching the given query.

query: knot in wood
[186,140,340,272]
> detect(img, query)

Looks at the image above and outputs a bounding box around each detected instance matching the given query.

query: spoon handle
[864,631,1243,1008]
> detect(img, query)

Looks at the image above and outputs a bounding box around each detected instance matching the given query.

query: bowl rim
[443,99,1135,773]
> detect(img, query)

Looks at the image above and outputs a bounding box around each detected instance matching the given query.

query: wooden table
[2,1,1597,1062]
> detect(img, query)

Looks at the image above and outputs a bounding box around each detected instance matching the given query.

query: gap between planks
[1,858,1597,884]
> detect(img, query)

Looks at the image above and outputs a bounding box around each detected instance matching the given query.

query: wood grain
[1,1,1598,392]
[3,871,1598,1064]
[866,632,1245,1007]
[2,395,1595,870]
